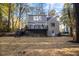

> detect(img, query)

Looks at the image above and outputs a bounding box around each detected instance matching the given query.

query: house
[28,15,47,29]
[47,16,59,36]
[27,15,59,36]
[26,15,47,36]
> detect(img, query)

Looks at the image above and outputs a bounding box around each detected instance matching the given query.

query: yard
[0,36,79,56]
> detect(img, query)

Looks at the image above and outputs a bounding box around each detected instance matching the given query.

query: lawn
[0,36,79,56]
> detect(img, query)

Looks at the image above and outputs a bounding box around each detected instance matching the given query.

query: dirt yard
[0,36,79,56]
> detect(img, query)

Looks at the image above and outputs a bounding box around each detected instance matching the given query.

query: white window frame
[33,16,41,21]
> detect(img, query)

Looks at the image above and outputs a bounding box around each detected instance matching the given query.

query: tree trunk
[70,26,73,37]
[7,3,11,32]
[73,3,79,42]
[67,5,73,37]
[19,3,22,29]
[11,15,14,31]
[0,8,3,31]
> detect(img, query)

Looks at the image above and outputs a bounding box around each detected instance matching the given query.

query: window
[33,16,41,21]
[52,31,54,33]
[51,23,55,27]
[33,16,38,21]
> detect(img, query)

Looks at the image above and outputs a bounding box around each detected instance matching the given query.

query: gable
[47,16,57,23]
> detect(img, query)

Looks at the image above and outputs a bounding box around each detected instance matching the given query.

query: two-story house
[27,15,59,36]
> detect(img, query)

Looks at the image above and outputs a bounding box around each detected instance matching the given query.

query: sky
[29,3,64,15]
[44,3,64,15]
[14,3,64,20]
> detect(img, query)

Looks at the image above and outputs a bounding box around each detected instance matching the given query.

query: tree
[7,3,11,32]
[0,8,3,31]
[0,3,15,32]
[0,4,9,32]
[11,4,15,31]
[60,3,75,36]
[48,9,56,16]
[14,3,31,29]
[73,3,79,42]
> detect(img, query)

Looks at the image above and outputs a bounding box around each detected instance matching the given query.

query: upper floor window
[33,16,41,21]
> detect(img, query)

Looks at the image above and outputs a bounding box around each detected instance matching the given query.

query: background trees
[15,3,31,29]
[0,3,31,32]
[60,3,75,36]
[48,9,56,16]
[0,4,9,32]
[0,3,15,32]
[0,3,75,35]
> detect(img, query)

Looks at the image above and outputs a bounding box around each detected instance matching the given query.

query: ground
[0,36,79,56]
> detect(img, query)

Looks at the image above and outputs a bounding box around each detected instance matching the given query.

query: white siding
[47,16,59,36]
[28,15,47,29]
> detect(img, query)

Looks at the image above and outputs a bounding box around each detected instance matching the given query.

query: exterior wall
[47,16,59,36]
[28,15,59,36]
[28,15,47,29]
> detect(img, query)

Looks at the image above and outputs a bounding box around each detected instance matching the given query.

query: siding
[28,15,47,29]
[47,16,59,36]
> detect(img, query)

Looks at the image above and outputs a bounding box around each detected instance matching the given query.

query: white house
[28,15,48,29]
[47,16,59,36]
[27,15,59,36]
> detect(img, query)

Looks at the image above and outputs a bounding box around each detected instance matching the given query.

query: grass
[0,36,79,56]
